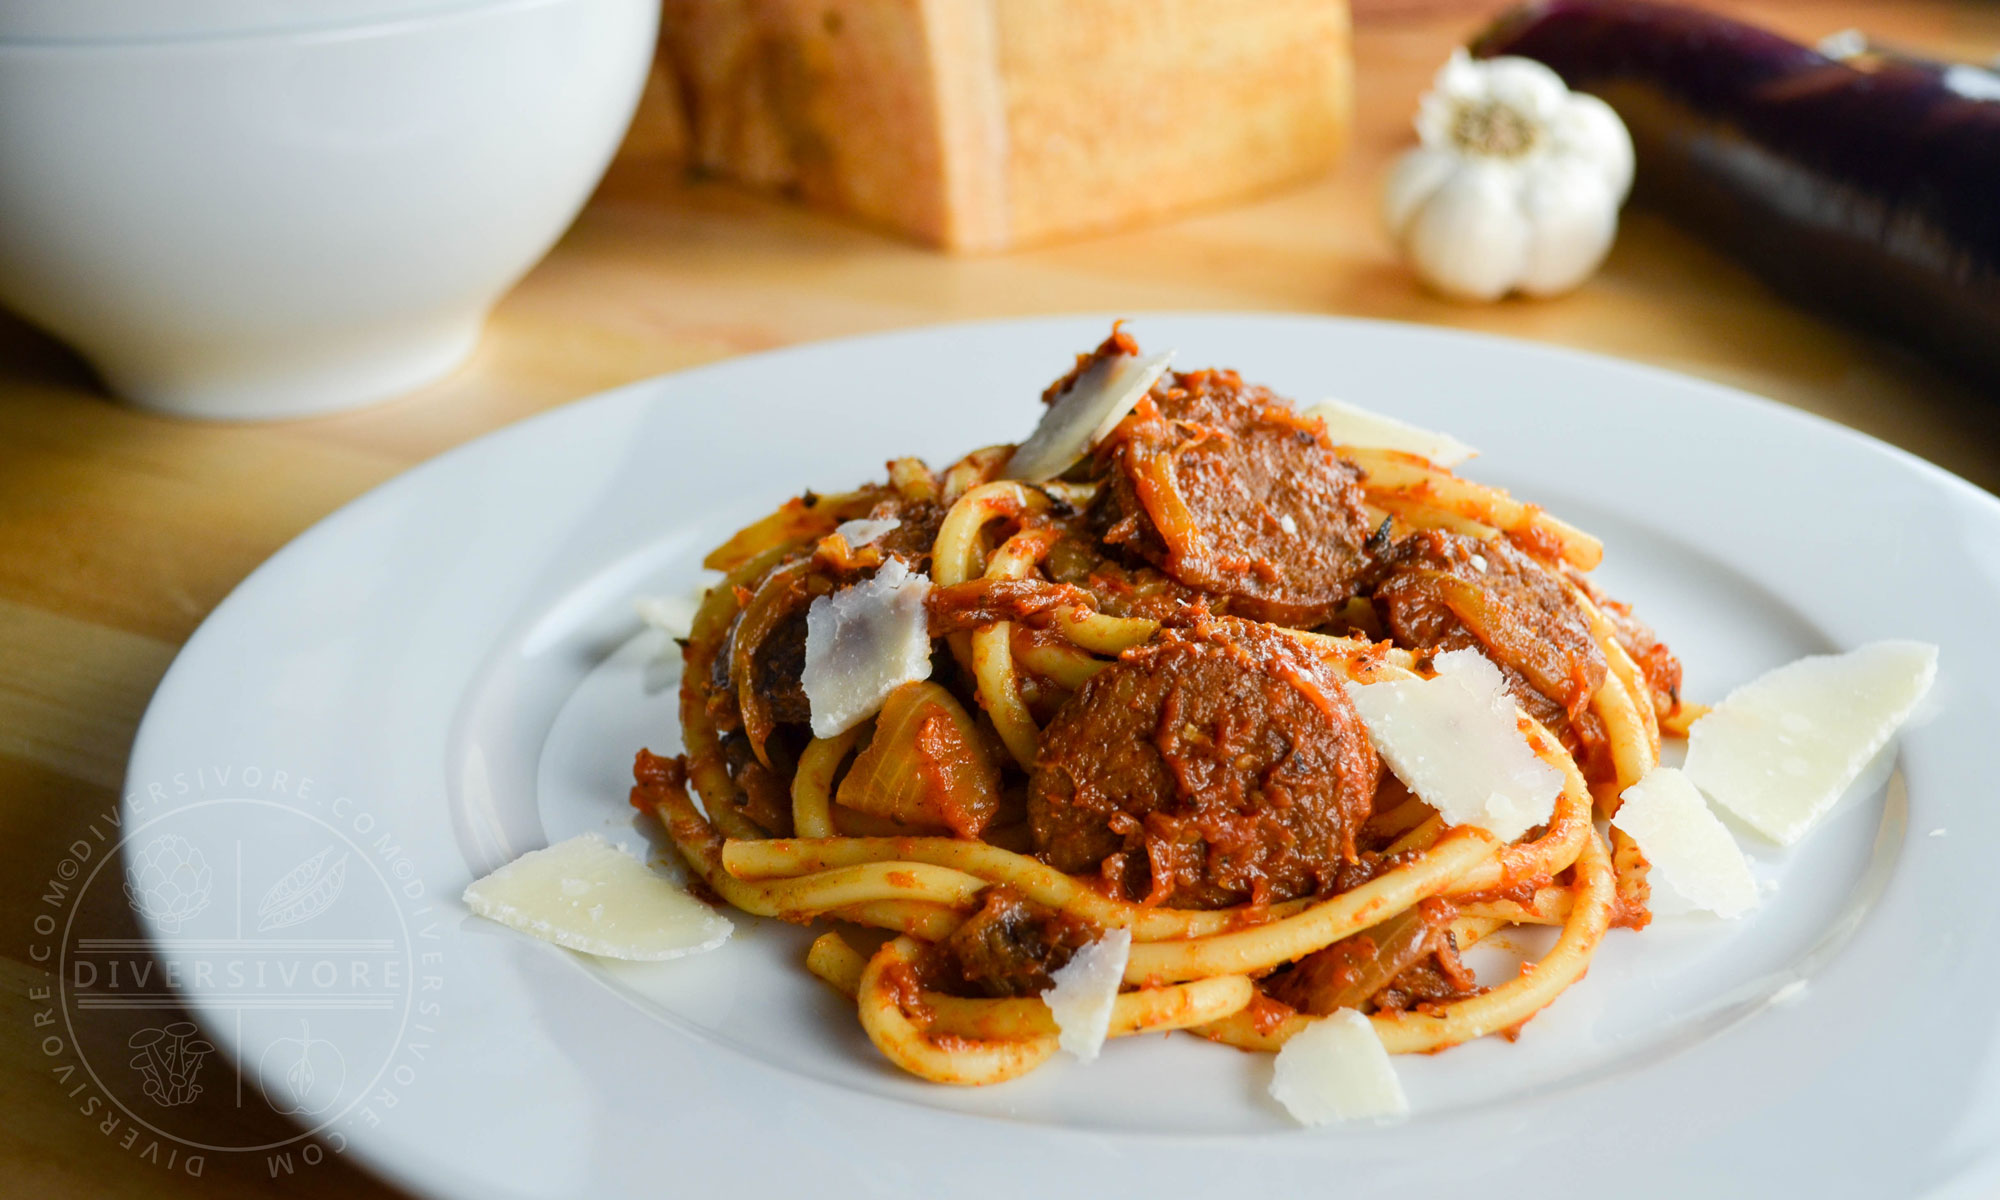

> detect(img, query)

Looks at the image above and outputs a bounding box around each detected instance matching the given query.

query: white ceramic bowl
[0,0,658,419]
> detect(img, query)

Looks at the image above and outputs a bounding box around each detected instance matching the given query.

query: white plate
[123,315,2000,1199]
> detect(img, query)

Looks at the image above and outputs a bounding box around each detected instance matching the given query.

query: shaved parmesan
[1270,1008,1408,1125]
[1684,641,1938,844]
[1611,767,1757,918]
[1346,648,1562,842]
[833,517,898,547]
[1043,928,1131,1063]
[1003,350,1174,481]
[462,833,732,960]
[634,587,704,640]
[1303,398,1477,466]
[801,558,934,737]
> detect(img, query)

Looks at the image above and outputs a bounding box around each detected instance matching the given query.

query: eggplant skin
[1475,0,2000,390]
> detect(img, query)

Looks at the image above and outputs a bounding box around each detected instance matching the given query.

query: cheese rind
[1683,640,1938,844]
[1270,1008,1408,1125]
[1044,928,1131,1063]
[801,558,934,737]
[1303,398,1477,466]
[1346,648,1562,842]
[1611,767,1757,918]
[656,1,1354,252]
[462,833,732,960]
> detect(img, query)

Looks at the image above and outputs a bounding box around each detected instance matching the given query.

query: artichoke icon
[123,835,213,932]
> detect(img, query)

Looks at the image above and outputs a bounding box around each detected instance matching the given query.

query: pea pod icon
[256,846,348,932]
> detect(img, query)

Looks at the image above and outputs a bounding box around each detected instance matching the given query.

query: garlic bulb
[1383,50,1634,301]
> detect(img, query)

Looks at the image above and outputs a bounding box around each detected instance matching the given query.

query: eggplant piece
[1816,30,2000,95]
[1473,0,2000,390]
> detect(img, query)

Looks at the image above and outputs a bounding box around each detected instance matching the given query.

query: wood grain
[1,3,1995,1196]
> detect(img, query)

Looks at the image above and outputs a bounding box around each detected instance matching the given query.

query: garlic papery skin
[1384,50,1634,301]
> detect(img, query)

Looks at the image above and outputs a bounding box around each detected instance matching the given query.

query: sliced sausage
[1028,618,1378,908]
[1097,369,1376,627]
[1372,530,1607,745]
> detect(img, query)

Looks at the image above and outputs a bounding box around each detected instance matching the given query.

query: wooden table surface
[4,2,1996,1195]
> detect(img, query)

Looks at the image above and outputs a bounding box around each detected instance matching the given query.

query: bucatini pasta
[631,325,1693,1088]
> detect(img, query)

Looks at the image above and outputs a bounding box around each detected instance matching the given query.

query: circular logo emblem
[30,770,442,1178]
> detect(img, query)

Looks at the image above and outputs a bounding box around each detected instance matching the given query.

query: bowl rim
[0,0,616,52]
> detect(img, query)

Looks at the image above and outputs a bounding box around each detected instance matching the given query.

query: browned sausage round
[1372,530,1606,752]
[1098,369,1376,628]
[1027,618,1378,908]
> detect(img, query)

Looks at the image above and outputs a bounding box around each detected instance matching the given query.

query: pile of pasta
[632,348,1689,1089]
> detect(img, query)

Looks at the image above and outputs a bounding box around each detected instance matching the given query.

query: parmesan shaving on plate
[462,833,732,960]
[634,587,705,640]
[1770,979,1808,1007]
[1302,398,1477,466]
[1269,1008,1408,1125]
[801,557,934,737]
[1345,648,1562,841]
[1611,767,1757,918]
[833,517,899,547]
[1043,929,1131,1063]
[1003,350,1174,482]
[1683,640,1938,844]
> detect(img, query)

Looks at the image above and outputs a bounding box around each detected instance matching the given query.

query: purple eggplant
[1473,0,2000,391]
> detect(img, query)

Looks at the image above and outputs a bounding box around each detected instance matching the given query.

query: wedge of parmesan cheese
[1345,648,1562,842]
[801,557,934,737]
[1302,398,1476,466]
[833,517,899,547]
[1270,1008,1408,1125]
[1003,350,1173,482]
[1683,641,1938,845]
[1043,928,1131,1063]
[1611,767,1757,918]
[462,833,732,960]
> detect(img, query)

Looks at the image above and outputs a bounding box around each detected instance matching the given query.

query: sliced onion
[1269,908,1431,1016]
[731,559,810,768]
[836,681,1002,837]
